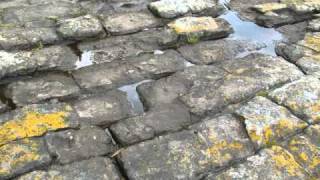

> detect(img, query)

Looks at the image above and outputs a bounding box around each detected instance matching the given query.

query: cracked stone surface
[72,90,133,126]
[119,114,254,180]
[236,96,308,149]
[45,126,117,164]
[1,0,320,179]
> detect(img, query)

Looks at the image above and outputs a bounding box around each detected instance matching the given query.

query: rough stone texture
[180,54,303,116]
[45,127,117,164]
[308,18,320,32]
[0,46,78,80]
[0,103,79,146]
[236,96,308,149]
[16,157,123,180]
[148,0,224,18]
[269,76,320,124]
[57,15,105,40]
[72,90,133,126]
[0,2,85,28]
[72,50,186,92]
[4,73,80,106]
[167,16,233,44]
[102,12,162,35]
[250,0,319,27]
[78,28,178,51]
[0,138,51,180]
[0,28,60,50]
[110,102,191,145]
[214,146,310,180]
[286,125,320,178]
[178,39,266,65]
[119,114,254,180]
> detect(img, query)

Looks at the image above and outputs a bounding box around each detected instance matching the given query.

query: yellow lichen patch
[303,34,320,52]
[299,152,309,161]
[253,3,288,13]
[0,139,41,176]
[204,140,244,163]
[271,146,305,177]
[288,136,320,175]
[168,17,219,34]
[310,101,320,122]
[0,111,69,146]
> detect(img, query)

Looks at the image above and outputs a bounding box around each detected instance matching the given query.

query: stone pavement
[0,0,319,179]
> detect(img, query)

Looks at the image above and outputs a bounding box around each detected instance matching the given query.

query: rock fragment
[45,127,117,164]
[72,90,133,126]
[0,46,77,80]
[4,73,80,106]
[236,96,308,148]
[57,15,105,40]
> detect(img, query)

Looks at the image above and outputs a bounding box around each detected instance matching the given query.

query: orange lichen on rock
[0,111,70,146]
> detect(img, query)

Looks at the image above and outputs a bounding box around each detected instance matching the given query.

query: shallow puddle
[118,80,153,115]
[218,1,284,56]
[76,51,94,69]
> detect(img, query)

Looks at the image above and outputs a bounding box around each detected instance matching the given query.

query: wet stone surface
[1,0,320,179]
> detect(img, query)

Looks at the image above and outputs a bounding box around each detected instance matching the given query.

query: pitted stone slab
[167,16,232,44]
[180,54,303,116]
[78,28,178,51]
[137,65,226,109]
[269,76,320,124]
[4,73,80,106]
[0,138,51,180]
[72,90,133,126]
[110,103,191,145]
[45,127,117,164]
[236,96,308,149]
[102,12,162,35]
[0,28,60,50]
[148,0,224,18]
[16,157,122,180]
[72,50,186,92]
[0,103,79,146]
[286,125,320,178]
[178,39,266,65]
[0,46,77,80]
[214,146,310,180]
[119,114,254,180]
[57,15,105,40]
[1,2,85,28]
